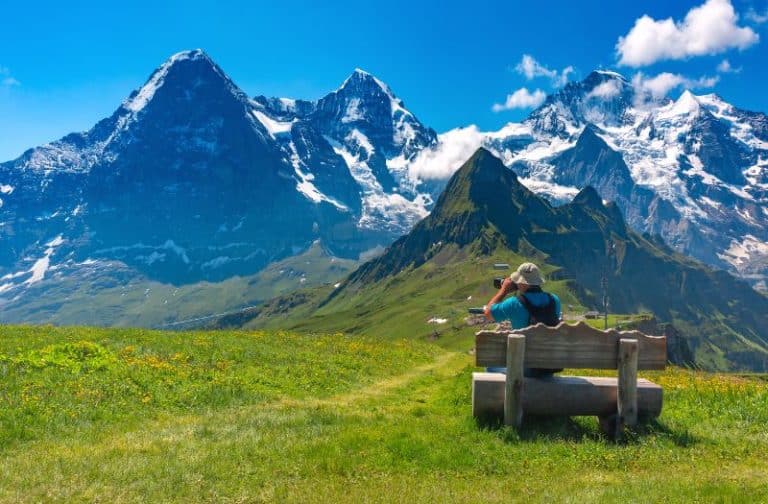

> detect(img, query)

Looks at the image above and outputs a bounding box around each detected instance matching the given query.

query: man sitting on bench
[483,262,562,377]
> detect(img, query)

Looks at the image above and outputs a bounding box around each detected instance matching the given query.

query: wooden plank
[618,338,639,427]
[504,335,525,428]
[475,321,666,370]
[472,373,663,419]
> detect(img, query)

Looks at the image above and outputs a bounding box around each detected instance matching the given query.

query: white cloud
[716,58,741,72]
[492,88,547,112]
[516,54,557,80]
[406,126,485,180]
[745,7,768,23]
[616,0,759,67]
[632,72,719,100]
[586,80,622,99]
[555,66,575,87]
[514,55,574,87]
[0,66,20,87]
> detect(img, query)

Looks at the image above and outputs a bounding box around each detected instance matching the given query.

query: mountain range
[1,50,767,351]
[412,70,768,289]
[244,149,768,372]
[0,50,436,296]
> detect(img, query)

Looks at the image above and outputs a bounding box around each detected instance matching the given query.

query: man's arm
[554,294,562,320]
[484,277,516,321]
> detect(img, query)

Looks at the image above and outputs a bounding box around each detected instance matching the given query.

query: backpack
[516,292,559,327]
[517,291,562,377]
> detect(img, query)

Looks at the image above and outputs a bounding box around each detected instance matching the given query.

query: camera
[493,277,517,290]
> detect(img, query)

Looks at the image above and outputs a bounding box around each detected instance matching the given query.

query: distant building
[493,263,510,270]
[585,311,601,319]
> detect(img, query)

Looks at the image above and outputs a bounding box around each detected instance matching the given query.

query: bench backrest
[475,321,667,370]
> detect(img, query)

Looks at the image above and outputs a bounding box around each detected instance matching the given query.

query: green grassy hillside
[244,149,768,372]
[243,245,583,351]
[1,325,766,502]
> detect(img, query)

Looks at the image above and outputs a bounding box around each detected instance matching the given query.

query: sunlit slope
[248,148,768,371]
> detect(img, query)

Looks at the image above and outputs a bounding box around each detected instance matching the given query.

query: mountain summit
[343,149,768,371]
[2,54,768,329]
[412,70,768,289]
[0,51,437,298]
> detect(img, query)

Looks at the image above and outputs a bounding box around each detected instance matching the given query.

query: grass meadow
[0,325,766,502]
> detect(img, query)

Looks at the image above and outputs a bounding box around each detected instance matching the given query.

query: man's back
[490,291,562,329]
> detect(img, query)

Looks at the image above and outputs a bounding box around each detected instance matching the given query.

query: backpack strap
[517,292,556,326]
[517,293,537,324]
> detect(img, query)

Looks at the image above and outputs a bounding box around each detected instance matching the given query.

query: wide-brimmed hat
[510,262,544,286]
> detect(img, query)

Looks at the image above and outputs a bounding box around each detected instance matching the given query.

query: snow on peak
[278,97,296,110]
[252,110,294,138]
[670,90,700,116]
[338,68,399,103]
[696,93,725,105]
[593,69,628,81]
[696,93,732,116]
[170,48,209,61]
[332,69,423,150]
[122,48,225,114]
[123,68,167,113]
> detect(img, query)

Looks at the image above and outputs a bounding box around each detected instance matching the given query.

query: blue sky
[1,0,767,160]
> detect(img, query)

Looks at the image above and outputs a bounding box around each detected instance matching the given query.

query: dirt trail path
[278,350,466,410]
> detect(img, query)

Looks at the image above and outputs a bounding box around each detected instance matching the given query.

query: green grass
[1,325,767,502]
[248,245,586,352]
[581,312,654,330]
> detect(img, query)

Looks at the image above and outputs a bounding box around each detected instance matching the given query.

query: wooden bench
[472,321,667,437]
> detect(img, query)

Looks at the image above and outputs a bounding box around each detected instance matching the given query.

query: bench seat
[472,372,663,419]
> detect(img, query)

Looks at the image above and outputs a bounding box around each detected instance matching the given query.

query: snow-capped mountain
[253,68,437,235]
[0,50,436,297]
[405,70,768,289]
[3,51,767,314]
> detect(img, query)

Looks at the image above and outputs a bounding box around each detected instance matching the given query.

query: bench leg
[504,334,525,428]
[618,338,639,428]
[598,413,624,441]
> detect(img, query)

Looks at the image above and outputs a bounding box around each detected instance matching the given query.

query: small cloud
[492,87,547,112]
[555,66,575,87]
[632,72,719,101]
[616,0,759,67]
[745,7,768,24]
[516,54,557,80]
[407,126,485,180]
[514,55,574,87]
[587,80,622,99]
[0,66,20,87]
[716,58,742,73]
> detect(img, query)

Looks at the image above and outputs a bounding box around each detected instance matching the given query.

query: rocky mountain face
[413,70,768,289]
[2,51,767,331]
[344,149,768,371]
[0,51,437,297]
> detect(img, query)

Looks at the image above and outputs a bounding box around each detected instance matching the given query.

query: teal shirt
[490,292,562,328]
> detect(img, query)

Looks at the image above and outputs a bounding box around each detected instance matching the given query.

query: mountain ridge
[291,149,768,371]
[0,50,437,300]
[488,74,768,288]
[2,51,768,335]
